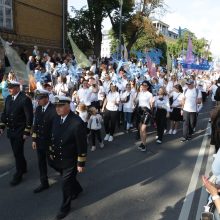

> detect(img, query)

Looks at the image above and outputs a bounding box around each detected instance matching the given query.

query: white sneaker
[108,135,113,142]
[155,135,158,140]
[172,129,177,135]
[126,123,130,130]
[91,146,96,152]
[100,141,104,148]
[104,134,110,141]
[156,140,162,144]
[164,129,167,134]
[168,129,173,135]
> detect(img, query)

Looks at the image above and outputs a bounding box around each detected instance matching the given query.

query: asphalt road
[0,100,213,220]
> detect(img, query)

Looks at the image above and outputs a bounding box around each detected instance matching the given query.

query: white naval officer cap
[35,89,50,99]
[7,80,20,88]
[54,95,71,105]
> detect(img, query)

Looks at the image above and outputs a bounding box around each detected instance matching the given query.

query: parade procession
[0,0,220,220]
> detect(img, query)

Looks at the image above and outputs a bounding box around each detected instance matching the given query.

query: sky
[68,0,220,56]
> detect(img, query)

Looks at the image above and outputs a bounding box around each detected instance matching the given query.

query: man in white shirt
[181,79,202,142]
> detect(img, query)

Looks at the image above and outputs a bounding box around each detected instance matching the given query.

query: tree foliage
[167,31,212,59]
[67,0,167,58]
[67,7,94,56]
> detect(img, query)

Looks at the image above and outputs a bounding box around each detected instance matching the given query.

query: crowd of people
[1,45,220,219]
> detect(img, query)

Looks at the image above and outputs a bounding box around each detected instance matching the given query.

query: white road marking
[178,123,209,220]
[0,171,10,178]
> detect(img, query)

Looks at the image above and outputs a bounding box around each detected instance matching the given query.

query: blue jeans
[124,112,132,128]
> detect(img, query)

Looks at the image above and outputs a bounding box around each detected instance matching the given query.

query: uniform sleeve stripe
[32,133,37,138]
[77,156,86,162]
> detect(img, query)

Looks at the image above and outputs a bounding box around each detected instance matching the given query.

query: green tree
[167,31,212,60]
[67,7,94,56]
[67,0,167,58]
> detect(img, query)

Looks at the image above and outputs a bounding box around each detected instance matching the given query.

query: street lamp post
[118,0,123,60]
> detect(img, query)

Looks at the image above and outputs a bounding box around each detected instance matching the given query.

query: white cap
[54,95,71,105]
[8,80,20,87]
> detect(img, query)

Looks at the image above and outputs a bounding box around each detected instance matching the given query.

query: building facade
[151,17,178,41]
[0,0,67,52]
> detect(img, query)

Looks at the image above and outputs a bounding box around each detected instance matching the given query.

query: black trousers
[60,167,82,212]
[90,129,102,145]
[155,108,167,141]
[10,137,26,177]
[104,110,118,136]
[36,147,48,185]
[183,110,197,139]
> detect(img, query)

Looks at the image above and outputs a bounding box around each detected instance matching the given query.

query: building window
[0,0,13,30]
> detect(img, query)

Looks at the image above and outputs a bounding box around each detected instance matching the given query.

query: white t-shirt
[103,81,111,94]
[121,91,136,113]
[154,95,170,111]
[183,88,202,112]
[77,88,92,106]
[90,88,98,102]
[158,77,164,87]
[137,91,153,109]
[170,91,183,108]
[54,83,68,96]
[98,86,105,101]
[166,80,178,94]
[106,91,120,111]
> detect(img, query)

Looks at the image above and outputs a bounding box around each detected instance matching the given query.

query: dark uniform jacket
[48,111,87,170]
[0,92,33,138]
[32,102,57,148]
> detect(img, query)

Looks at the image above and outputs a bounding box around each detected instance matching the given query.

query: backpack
[214,86,220,101]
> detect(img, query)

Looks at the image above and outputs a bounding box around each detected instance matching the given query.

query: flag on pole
[185,37,194,64]
[123,44,128,61]
[68,33,91,68]
[0,36,29,84]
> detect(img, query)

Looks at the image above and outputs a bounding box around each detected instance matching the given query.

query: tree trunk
[93,26,102,58]
[87,0,103,58]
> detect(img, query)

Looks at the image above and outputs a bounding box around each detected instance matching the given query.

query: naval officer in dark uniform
[32,89,57,193]
[48,95,87,219]
[0,80,33,186]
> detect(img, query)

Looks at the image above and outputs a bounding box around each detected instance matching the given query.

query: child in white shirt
[87,107,104,151]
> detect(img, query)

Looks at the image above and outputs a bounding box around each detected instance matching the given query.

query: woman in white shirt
[136,81,154,151]
[121,83,136,131]
[54,76,69,96]
[153,87,170,144]
[102,84,120,142]
[166,74,178,95]
[168,84,183,135]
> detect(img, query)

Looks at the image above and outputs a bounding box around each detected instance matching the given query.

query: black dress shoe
[71,188,83,200]
[22,169,27,174]
[10,176,22,186]
[33,184,49,193]
[56,210,69,219]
